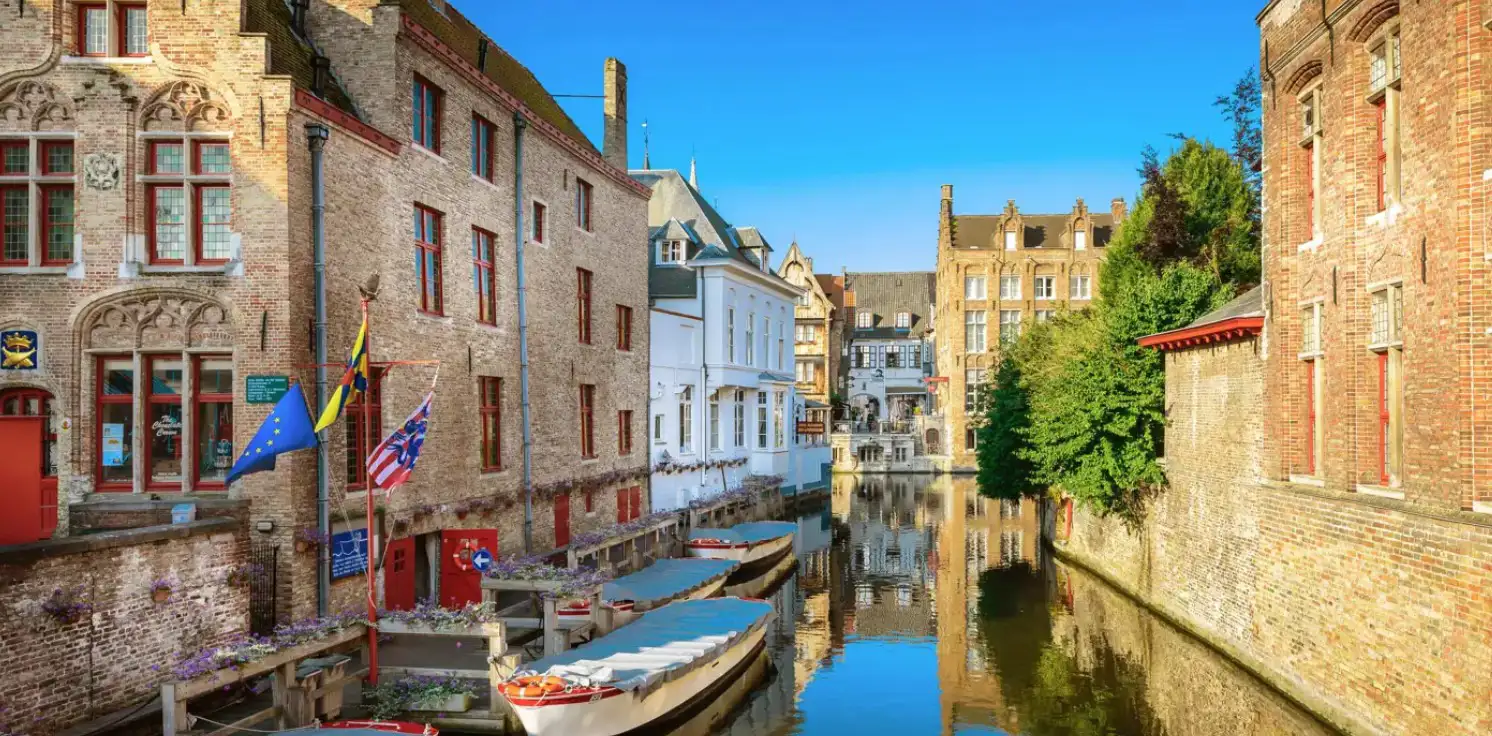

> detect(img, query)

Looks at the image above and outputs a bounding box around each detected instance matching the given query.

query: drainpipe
[699,266,709,496]
[514,114,534,553]
[305,122,331,617]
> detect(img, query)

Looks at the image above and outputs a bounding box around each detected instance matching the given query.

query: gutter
[514,113,535,552]
[306,122,332,617]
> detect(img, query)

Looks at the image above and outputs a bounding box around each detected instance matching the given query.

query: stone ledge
[1262,478,1492,530]
[0,518,240,565]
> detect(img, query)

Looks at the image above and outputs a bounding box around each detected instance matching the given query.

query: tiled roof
[816,274,847,310]
[242,0,358,114]
[951,213,1116,249]
[1186,285,1264,328]
[844,272,936,339]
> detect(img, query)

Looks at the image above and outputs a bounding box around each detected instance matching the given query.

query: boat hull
[685,532,793,568]
[556,576,728,622]
[506,622,768,736]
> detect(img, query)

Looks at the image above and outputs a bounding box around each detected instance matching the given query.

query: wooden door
[1,389,55,536]
[0,417,43,545]
[385,536,416,611]
[554,491,570,548]
[439,528,497,608]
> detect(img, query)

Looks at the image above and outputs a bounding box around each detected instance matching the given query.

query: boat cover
[519,598,772,697]
[605,558,739,609]
[688,520,797,545]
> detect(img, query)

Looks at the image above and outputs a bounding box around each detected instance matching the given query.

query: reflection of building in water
[836,473,938,638]
[725,572,804,736]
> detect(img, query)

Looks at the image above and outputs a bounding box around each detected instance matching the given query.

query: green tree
[975,356,1033,499]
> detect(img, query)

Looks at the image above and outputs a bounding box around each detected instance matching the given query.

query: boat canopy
[519,598,772,696]
[605,558,739,608]
[689,521,797,544]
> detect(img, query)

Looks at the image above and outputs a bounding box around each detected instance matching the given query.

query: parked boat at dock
[498,597,773,736]
[557,558,739,621]
[686,521,796,568]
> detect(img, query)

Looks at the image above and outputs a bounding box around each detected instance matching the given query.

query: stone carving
[0,81,76,131]
[140,80,231,131]
[83,153,120,191]
[81,291,233,350]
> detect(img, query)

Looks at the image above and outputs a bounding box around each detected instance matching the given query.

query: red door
[385,536,416,611]
[439,529,497,608]
[0,417,43,545]
[630,486,643,520]
[616,487,628,523]
[1,389,56,537]
[554,492,570,548]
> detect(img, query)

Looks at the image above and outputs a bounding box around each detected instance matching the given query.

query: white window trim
[1033,276,1055,301]
[658,239,685,264]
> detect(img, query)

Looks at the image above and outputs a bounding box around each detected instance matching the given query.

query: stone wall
[0,520,248,734]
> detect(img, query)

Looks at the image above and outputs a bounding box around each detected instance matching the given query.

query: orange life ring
[501,675,566,699]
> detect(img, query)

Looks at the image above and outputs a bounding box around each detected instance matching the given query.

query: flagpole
[362,297,379,685]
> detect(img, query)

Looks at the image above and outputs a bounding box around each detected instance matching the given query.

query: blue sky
[459,1,1260,272]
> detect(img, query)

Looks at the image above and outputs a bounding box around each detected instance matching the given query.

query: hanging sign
[330,528,369,580]
[0,330,38,370]
[245,375,290,404]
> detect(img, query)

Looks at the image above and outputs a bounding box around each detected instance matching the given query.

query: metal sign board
[330,528,369,580]
[245,375,290,404]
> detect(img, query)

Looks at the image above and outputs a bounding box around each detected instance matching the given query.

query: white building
[632,168,828,511]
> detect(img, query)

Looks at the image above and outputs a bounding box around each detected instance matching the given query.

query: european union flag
[227,383,318,485]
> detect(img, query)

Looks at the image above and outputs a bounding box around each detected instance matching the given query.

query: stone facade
[775,242,839,420]
[0,0,649,626]
[934,185,1123,470]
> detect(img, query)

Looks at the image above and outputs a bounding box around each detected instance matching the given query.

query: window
[727,307,737,362]
[886,348,902,369]
[1369,30,1401,92]
[999,274,1020,300]
[1369,284,1403,347]
[479,377,502,471]
[774,392,785,449]
[999,310,1021,344]
[757,391,769,448]
[1074,230,1087,251]
[678,386,693,453]
[762,316,770,368]
[531,201,546,244]
[96,356,229,491]
[575,178,593,231]
[777,321,785,370]
[0,138,75,267]
[746,312,756,364]
[965,276,987,300]
[796,324,818,343]
[797,360,816,384]
[894,446,908,463]
[194,357,233,487]
[412,74,441,152]
[144,138,232,265]
[965,311,987,353]
[1004,230,1017,251]
[413,205,442,313]
[653,413,664,443]
[1301,303,1322,355]
[1035,310,1055,323]
[1368,283,1403,485]
[472,228,495,325]
[1304,358,1321,476]
[1300,88,1323,238]
[618,409,633,455]
[579,384,596,458]
[966,428,978,451]
[854,345,875,369]
[708,393,720,451]
[144,357,184,489]
[75,2,145,56]
[1033,276,1054,300]
[856,310,873,329]
[616,305,633,351]
[576,268,593,344]
[895,312,911,329]
[97,357,134,489]
[733,390,746,447]
[2,388,57,492]
[659,240,684,263]
[345,367,384,488]
[78,4,108,56]
[1069,274,1092,300]
[471,114,494,181]
[965,368,987,413]
[120,3,147,56]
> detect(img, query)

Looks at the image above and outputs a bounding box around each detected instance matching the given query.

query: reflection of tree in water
[977,565,1165,736]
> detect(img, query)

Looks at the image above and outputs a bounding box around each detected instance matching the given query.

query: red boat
[314,721,438,735]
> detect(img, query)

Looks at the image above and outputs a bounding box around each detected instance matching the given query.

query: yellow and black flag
[315,314,369,432]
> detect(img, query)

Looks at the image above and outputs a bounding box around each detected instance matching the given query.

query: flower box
[409,693,474,714]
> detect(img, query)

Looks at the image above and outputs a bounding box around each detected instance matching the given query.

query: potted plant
[150,577,176,604]
[295,528,330,554]
[366,675,479,719]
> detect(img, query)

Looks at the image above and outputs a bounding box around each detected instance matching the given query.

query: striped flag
[366,392,433,492]
[315,313,370,433]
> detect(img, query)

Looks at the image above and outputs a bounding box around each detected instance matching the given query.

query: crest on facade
[83,153,121,191]
[140,80,231,131]
[0,81,76,131]
[0,330,39,370]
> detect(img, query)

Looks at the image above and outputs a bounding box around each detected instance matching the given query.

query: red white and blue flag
[367,392,433,492]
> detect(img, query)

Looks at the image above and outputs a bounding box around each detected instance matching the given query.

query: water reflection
[687,475,1338,736]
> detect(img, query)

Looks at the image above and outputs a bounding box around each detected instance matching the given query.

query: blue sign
[330,529,369,580]
[0,330,38,370]
[470,548,493,573]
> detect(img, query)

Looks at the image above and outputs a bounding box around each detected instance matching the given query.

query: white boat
[556,558,738,621]
[685,521,796,568]
[498,598,773,736]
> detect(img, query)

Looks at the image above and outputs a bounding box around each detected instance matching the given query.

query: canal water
[678,474,1339,736]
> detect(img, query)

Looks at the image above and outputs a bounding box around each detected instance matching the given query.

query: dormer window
[895,312,911,329]
[1074,229,1087,251]
[1003,230,1017,251]
[77,2,148,58]
[856,311,872,329]
[659,239,684,263]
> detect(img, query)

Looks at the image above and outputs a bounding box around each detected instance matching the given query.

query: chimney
[1111,197,1127,223]
[602,58,627,171]
[941,184,953,217]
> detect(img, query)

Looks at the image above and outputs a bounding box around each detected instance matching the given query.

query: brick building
[933,185,1123,470]
[775,241,841,429]
[0,0,649,622]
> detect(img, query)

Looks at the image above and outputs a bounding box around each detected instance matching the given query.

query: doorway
[0,387,54,540]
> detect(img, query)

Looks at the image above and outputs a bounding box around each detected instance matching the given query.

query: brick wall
[0,521,248,734]
[1055,336,1492,736]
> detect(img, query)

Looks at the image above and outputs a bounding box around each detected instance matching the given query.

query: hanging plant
[149,577,176,604]
[295,528,331,554]
[225,562,264,588]
[454,502,471,520]
[392,518,411,536]
[41,586,92,625]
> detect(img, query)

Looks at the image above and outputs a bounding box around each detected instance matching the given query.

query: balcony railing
[833,420,914,435]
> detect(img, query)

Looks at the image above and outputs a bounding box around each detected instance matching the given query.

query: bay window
[145,137,232,265]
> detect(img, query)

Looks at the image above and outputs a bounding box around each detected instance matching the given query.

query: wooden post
[487,627,505,718]
[160,683,178,736]
[270,662,292,730]
[542,597,562,655]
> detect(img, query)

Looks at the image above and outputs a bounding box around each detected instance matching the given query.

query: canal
[678,474,1340,736]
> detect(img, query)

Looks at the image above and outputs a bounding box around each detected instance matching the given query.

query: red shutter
[617,487,628,523]
[1378,352,1390,484]
[554,492,571,548]
[630,486,643,521]
[1305,360,1316,475]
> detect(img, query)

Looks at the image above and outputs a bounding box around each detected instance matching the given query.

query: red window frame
[0,141,28,176]
[554,491,571,548]
[415,204,443,315]
[584,488,595,514]
[40,184,74,266]
[346,367,384,488]
[95,355,133,492]
[76,3,108,56]
[147,183,185,264]
[579,384,596,458]
[148,140,184,175]
[192,140,231,175]
[144,355,183,491]
[472,227,496,325]
[116,3,148,57]
[616,305,633,351]
[193,356,233,489]
[1304,141,1315,236]
[479,376,501,472]
[0,183,28,266]
[471,114,494,181]
[1305,360,1316,475]
[40,141,73,175]
[193,184,231,264]
[531,201,546,243]
[575,178,593,231]
[1378,352,1390,484]
[412,74,442,153]
[577,268,593,344]
[618,409,633,456]
[1374,99,1388,212]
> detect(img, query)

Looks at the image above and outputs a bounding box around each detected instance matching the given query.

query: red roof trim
[1137,316,1264,352]
[399,15,652,199]
[293,90,402,156]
